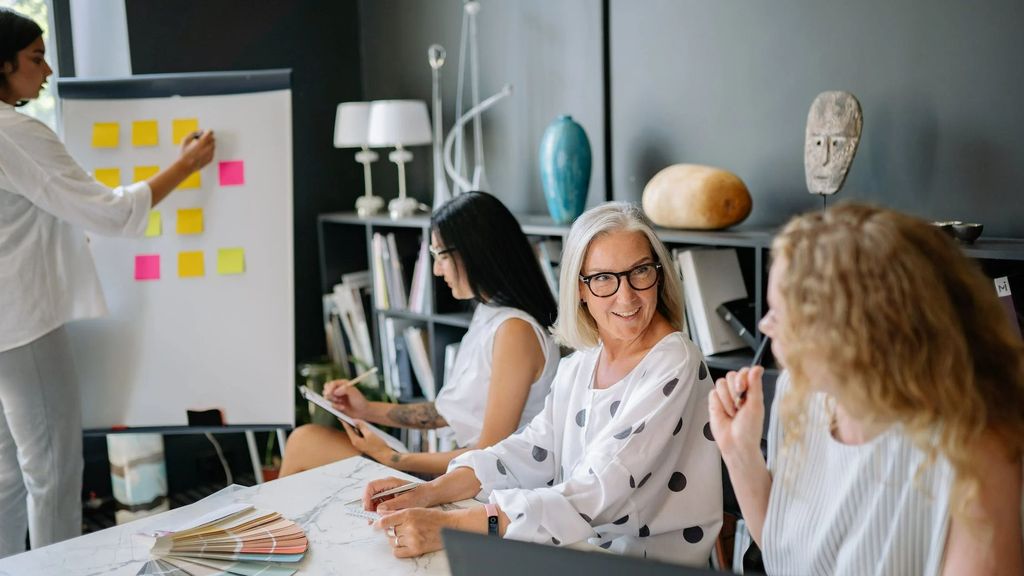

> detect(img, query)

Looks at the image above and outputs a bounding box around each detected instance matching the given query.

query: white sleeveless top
[434,303,559,448]
[763,372,956,575]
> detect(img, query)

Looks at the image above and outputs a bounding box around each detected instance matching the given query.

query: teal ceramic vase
[539,115,591,224]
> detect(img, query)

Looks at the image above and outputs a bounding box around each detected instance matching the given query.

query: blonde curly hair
[772,202,1024,518]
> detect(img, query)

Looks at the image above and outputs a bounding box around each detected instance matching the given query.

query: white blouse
[449,332,722,566]
[434,303,560,448]
[0,102,151,352]
[763,372,1024,575]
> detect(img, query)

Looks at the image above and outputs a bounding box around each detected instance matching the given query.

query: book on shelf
[715,298,758,350]
[404,326,436,400]
[392,329,417,400]
[408,236,430,314]
[676,248,749,356]
[994,275,1023,340]
[534,238,562,298]
[330,272,378,388]
[371,233,389,310]
[385,232,408,310]
[669,249,691,339]
[322,294,350,377]
[141,503,306,576]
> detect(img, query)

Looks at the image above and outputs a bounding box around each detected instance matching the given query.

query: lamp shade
[367,100,432,147]
[334,102,372,148]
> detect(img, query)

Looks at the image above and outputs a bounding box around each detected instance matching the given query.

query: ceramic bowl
[952,222,983,244]
[932,221,960,238]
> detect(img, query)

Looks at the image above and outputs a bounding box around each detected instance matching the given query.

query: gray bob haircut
[552,202,684,350]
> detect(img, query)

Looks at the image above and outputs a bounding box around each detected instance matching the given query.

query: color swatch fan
[138,503,307,576]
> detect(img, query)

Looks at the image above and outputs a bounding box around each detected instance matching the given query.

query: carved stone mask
[804,91,863,195]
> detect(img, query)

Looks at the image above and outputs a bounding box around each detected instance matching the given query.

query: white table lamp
[367,100,432,219]
[334,102,384,217]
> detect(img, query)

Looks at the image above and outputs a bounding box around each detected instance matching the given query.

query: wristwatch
[484,502,499,536]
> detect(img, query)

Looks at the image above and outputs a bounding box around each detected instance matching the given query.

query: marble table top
[0,457,474,576]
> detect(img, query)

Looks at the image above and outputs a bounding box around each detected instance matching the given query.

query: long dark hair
[432,191,557,329]
[0,9,42,107]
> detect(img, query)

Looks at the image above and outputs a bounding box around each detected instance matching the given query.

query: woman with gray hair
[360,202,722,566]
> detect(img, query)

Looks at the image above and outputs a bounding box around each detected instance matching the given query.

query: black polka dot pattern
[517,512,524,519]
[639,525,650,538]
[575,409,586,427]
[496,459,507,475]
[610,400,621,417]
[662,377,679,396]
[580,513,592,523]
[629,475,636,488]
[546,478,554,486]
[599,541,613,550]
[551,537,560,545]
[532,446,548,462]
[673,417,683,436]
[683,526,704,544]
[698,362,708,381]
[703,422,714,441]
[668,471,687,492]
[613,426,632,440]
[612,515,629,525]
[633,422,645,435]
[588,467,595,475]
[636,472,652,488]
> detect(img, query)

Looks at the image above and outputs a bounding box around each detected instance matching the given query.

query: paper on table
[298,386,409,453]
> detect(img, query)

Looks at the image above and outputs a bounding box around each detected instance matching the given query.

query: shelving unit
[318,211,1024,396]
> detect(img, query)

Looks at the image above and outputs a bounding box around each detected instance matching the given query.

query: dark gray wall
[612,0,1024,235]
[359,0,605,215]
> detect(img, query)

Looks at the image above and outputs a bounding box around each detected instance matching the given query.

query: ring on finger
[387,526,395,537]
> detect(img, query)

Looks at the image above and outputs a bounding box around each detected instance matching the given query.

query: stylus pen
[737,337,771,404]
[345,482,422,506]
[331,367,379,396]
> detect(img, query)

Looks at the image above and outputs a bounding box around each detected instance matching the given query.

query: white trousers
[0,326,82,558]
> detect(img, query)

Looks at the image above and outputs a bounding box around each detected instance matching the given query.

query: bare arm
[370,402,448,429]
[942,434,1023,576]
[375,318,547,475]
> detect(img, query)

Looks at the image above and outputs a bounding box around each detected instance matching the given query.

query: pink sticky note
[219,160,245,186]
[134,254,160,281]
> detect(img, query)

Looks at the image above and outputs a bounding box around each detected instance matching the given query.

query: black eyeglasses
[579,262,662,297]
[429,245,456,260]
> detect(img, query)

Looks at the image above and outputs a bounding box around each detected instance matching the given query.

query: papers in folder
[139,503,306,576]
[298,386,409,453]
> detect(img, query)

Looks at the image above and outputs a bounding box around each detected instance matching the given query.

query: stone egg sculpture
[641,164,752,230]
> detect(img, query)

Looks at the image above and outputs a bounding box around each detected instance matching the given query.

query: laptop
[443,529,722,575]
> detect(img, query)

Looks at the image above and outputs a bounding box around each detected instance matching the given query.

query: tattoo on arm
[387,402,448,429]
[389,453,401,465]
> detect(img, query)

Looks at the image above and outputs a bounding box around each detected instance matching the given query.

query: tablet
[298,386,409,453]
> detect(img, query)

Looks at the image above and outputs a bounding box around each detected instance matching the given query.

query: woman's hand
[341,420,396,465]
[708,366,765,461]
[376,508,455,559]
[362,476,439,512]
[178,129,215,172]
[324,380,369,419]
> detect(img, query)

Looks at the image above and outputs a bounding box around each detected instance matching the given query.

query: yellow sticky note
[132,120,159,147]
[134,165,160,183]
[172,118,199,145]
[179,171,201,190]
[92,122,119,148]
[178,251,205,278]
[176,208,204,235]
[145,211,161,237]
[94,168,120,188]
[217,248,245,275]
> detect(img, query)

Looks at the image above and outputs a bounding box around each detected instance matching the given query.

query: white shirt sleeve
[0,116,151,237]
[451,337,716,549]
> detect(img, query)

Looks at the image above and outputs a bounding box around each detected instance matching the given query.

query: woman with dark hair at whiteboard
[0,8,215,558]
[280,191,560,478]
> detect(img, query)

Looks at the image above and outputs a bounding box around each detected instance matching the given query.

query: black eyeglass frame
[579,262,663,298]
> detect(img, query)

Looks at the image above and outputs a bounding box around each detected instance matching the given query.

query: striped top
[762,372,954,575]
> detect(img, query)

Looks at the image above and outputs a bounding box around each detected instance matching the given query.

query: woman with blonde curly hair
[710,202,1024,575]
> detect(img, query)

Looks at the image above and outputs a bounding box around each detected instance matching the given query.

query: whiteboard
[58,71,294,430]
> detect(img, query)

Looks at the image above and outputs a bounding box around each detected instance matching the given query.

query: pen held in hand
[328,367,379,400]
[737,337,771,404]
[344,481,422,506]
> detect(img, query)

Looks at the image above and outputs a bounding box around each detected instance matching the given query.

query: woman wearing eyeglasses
[360,202,722,566]
[280,191,560,477]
